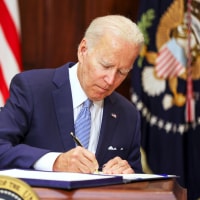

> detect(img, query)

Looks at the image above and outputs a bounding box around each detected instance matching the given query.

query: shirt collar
[69,63,87,109]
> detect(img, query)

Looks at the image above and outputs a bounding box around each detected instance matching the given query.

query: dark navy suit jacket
[0,62,142,172]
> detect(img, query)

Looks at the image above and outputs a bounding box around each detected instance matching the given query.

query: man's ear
[78,39,87,62]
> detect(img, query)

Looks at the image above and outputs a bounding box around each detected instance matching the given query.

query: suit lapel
[52,64,75,151]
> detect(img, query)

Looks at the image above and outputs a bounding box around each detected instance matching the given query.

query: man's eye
[102,64,110,69]
[118,69,129,76]
[100,63,131,76]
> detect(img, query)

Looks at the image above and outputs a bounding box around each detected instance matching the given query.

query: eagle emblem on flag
[137,0,200,112]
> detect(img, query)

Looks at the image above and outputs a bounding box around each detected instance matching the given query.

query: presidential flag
[0,0,22,106]
[131,0,200,199]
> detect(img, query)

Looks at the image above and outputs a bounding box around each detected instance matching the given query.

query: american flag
[155,38,186,79]
[0,0,22,106]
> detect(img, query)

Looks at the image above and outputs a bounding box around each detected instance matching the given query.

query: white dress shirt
[33,63,103,171]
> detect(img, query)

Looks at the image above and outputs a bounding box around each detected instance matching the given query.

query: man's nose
[104,70,116,85]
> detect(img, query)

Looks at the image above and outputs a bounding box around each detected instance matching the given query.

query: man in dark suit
[0,15,144,174]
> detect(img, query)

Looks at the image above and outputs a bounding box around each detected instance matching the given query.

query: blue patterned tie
[74,99,92,148]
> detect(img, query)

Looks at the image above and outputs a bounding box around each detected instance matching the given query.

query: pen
[70,132,101,173]
[70,132,83,146]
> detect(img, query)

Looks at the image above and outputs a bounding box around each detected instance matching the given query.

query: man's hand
[102,156,134,174]
[53,146,98,173]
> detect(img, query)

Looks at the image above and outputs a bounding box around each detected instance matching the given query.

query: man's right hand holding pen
[53,146,99,173]
[53,132,99,173]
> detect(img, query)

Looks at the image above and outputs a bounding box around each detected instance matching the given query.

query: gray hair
[84,15,144,49]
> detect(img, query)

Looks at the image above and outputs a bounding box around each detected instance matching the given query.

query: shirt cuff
[33,152,61,171]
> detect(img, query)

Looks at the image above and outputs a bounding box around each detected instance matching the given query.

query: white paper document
[116,173,177,182]
[0,169,177,181]
[0,169,116,181]
[0,169,177,189]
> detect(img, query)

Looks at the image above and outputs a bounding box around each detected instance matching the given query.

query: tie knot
[83,99,92,108]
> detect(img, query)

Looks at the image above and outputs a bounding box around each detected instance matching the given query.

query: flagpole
[185,0,195,123]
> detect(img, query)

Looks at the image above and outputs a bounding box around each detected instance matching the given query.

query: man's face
[77,34,140,101]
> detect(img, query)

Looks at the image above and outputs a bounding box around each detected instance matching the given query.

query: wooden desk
[33,178,187,200]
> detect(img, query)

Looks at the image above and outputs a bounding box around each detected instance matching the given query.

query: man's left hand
[102,156,134,174]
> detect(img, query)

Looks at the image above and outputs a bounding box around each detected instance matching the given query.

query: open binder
[0,169,122,189]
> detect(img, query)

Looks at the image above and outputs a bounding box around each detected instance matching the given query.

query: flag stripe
[0,0,22,106]
[185,76,195,122]
[156,46,185,78]
[3,0,21,32]
[0,0,22,69]
[0,27,20,84]
[0,92,4,106]
[0,64,9,102]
